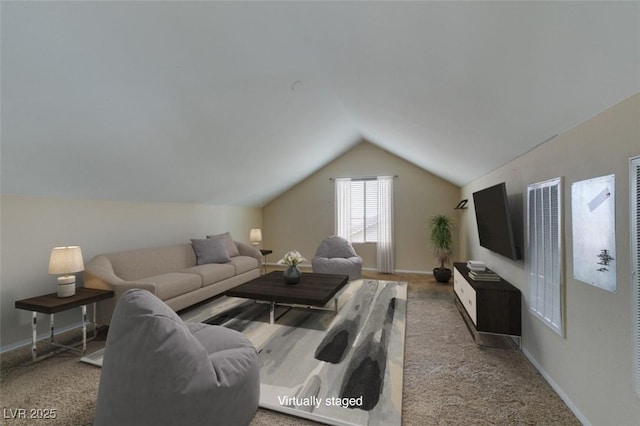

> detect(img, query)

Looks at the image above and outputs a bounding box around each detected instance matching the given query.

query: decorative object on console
[465,260,499,281]
[277,250,306,284]
[466,260,486,271]
[250,228,262,247]
[48,246,84,298]
[429,215,454,283]
[468,269,500,281]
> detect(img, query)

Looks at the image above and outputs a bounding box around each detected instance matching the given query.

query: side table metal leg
[270,302,275,325]
[81,305,87,353]
[50,314,55,344]
[334,298,339,314]
[31,312,37,363]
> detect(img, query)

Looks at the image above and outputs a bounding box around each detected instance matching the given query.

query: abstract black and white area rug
[199,279,407,426]
[83,279,407,426]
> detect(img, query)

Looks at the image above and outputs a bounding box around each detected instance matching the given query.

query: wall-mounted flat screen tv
[472,182,521,260]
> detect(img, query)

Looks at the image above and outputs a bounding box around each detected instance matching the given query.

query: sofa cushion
[191,238,231,265]
[145,272,202,300]
[182,263,235,287]
[207,232,240,258]
[228,256,259,275]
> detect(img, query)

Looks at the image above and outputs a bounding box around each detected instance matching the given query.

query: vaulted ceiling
[2,2,638,206]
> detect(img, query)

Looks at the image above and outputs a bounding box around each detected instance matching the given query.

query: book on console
[469,270,500,281]
[467,265,487,272]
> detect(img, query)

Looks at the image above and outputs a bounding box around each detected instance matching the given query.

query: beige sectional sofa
[84,236,261,326]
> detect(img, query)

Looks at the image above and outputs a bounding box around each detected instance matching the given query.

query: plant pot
[283,265,301,284]
[433,267,452,283]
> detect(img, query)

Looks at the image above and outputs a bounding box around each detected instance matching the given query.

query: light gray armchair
[311,236,363,280]
[94,289,259,426]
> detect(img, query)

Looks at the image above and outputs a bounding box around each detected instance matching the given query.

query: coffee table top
[226,271,349,306]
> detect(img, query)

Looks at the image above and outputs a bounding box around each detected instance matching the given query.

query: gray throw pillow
[206,232,240,257]
[191,238,231,265]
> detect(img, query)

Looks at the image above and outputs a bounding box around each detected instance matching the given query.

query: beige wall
[263,141,461,272]
[0,195,261,350]
[460,93,640,425]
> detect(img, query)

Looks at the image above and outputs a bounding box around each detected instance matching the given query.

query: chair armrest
[235,241,262,266]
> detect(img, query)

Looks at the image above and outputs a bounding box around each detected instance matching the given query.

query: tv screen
[472,182,520,260]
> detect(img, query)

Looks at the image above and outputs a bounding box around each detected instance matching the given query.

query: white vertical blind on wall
[377,176,395,273]
[528,177,563,336]
[631,156,640,397]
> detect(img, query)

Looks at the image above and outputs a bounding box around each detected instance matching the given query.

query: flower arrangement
[277,250,306,267]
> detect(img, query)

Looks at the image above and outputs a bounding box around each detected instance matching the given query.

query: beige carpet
[0,271,579,425]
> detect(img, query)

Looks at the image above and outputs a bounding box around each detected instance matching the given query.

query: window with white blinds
[349,179,379,243]
[528,177,563,336]
[631,156,640,397]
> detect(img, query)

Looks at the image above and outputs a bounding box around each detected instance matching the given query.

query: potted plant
[429,214,454,283]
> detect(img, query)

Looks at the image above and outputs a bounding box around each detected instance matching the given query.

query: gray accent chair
[311,236,363,280]
[94,289,260,426]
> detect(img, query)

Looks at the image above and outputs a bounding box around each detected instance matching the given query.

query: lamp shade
[48,246,84,275]
[249,229,262,245]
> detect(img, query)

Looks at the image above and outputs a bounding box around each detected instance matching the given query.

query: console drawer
[454,269,477,325]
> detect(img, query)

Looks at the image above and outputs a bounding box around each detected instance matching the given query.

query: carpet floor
[0,270,580,425]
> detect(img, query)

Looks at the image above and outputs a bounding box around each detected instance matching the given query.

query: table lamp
[250,229,262,247]
[48,246,84,298]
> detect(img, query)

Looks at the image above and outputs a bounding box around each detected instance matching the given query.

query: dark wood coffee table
[226,271,349,324]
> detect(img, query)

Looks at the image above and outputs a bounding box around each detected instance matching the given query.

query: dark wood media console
[453,262,521,347]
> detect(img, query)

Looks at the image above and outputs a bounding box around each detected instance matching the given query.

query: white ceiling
[2,2,639,206]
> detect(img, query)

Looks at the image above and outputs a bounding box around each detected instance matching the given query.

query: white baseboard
[521,346,590,426]
[363,267,433,275]
[0,321,85,354]
[394,268,433,275]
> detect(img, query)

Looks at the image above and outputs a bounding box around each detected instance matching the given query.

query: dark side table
[259,249,272,275]
[15,287,113,362]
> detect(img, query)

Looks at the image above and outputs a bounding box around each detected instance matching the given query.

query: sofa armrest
[84,255,156,293]
[235,241,262,266]
[83,255,157,326]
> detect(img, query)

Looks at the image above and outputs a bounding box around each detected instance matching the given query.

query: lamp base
[57,276,76,298]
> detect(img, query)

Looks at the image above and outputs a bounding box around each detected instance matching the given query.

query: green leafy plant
[429,214,454,269]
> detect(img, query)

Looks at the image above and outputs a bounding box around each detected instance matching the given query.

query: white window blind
[528,177,563,336]
[631,156,640,397]
[349,179,379,243]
